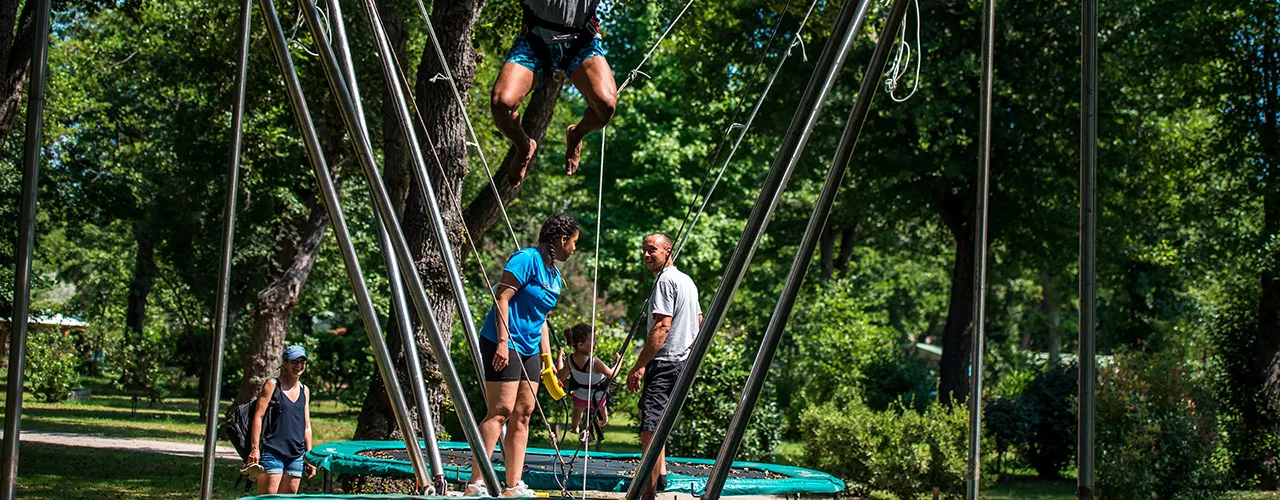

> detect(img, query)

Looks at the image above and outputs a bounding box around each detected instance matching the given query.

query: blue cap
[284,345,307,361]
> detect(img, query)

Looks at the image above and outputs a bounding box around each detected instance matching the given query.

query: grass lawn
[14,441,323,499]
[0,374,1274,499]
[0,374,359,445]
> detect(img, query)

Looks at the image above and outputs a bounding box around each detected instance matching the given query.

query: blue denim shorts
[506,33,607,89]
[260,448,304,478]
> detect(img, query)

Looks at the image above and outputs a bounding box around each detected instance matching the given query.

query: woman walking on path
[466,213,580,497]
[247,345,316,494]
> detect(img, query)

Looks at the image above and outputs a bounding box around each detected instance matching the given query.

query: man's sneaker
[464,482,488,497]
[501,481,536,498]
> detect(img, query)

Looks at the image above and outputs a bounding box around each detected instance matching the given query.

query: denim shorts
[260,448,304,478]
[506,33,607,88]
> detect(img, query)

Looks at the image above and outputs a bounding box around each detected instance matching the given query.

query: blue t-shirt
[480,247,563,356]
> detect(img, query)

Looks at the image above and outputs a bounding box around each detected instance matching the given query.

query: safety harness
[521,1,601,75]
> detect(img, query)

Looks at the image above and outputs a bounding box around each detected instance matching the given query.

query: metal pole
[1078,0,1098,494]
[1,0,52,496]
[324,0,447,490]
[624,0,871,495]
[354,0,488,397]
[701,0,909,496]
[254,0,433,487]
[293,0,500,492]
[966,0,996,496]
[199,1,253,498]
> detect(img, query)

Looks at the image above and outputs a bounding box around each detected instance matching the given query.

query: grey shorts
[638,358,685,432]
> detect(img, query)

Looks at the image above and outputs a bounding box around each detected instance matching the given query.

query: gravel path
[9,430,239,461]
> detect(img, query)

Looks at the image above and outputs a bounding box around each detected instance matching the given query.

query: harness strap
[520,2,601,74]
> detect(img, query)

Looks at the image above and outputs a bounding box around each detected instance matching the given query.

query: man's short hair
[645,232,674,252]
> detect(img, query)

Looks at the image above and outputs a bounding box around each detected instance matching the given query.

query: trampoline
[306,441,845,496]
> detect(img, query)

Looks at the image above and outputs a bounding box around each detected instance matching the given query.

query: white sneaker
[464,482,488,497]
[501,481,536,498]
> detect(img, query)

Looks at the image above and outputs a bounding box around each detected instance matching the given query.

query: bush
[780,279,901,427]
[1097,349,1230,499]
[1018,363,1078,479]
[799,397,996,499]
[667,329,783,461]
[983,396,1036,472]
[26,327,81,402]
[115,326,178,405]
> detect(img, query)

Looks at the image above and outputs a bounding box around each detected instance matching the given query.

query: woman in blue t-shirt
[466,213,579,497]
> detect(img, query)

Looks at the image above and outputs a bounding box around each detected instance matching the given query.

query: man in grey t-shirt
[626,233,701,499]
[491,0,618,187]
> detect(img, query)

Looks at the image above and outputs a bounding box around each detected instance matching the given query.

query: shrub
[983,396,1036,472]
[1019,362,1077,478]
[115,326,178,405]
[668,329,782,461]
[1097,349,1230,499]
[26,327,81,402]
[780,279,900,426]
[799,397,996,499]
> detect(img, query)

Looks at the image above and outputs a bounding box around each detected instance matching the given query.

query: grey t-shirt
[524,0,602,44]
[646,266,702,362]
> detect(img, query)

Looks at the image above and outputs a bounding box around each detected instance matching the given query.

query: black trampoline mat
[360,448,783,480]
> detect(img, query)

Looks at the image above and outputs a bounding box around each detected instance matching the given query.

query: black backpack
[224,378,281,462]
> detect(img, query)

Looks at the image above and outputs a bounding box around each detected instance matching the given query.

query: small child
[557,323,622,436]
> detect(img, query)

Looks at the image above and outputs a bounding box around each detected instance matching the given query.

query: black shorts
[480,336,540,382]
[638,358,686,432]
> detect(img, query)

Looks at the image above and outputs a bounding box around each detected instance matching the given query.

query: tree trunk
[0,0,37,146]
[461,71,566,256]
[835,226,856,275]
[819,223,835,281]
[234,201,330,404]
[937,191,975,405]
[125,217,158,336]
[1040,270,1062,365]
[380,2,411,218]
[352,0,487,443]
[1253,8,1280,489]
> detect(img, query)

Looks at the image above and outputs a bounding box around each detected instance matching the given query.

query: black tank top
[263,379,307,458]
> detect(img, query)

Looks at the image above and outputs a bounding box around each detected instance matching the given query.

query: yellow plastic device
[540,352,567,400]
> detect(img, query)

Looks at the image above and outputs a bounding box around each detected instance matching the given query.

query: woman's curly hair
[539,212,579,245]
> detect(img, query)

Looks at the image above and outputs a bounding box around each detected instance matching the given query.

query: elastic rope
[886,0,922,102]
[581,126,607,497]
[604,0,818,373]
[413,0,522,251]
[381,45,574,489]
[616,0,696,92]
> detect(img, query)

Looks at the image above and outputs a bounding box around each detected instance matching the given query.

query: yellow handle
[540,353,566,401]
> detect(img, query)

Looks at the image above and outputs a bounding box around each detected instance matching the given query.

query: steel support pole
[1078,0,1098,495]
[701,0,909,497]
[324,1,447,490]
[293,1,500,492]
[965,0,996,496]
[353,0,487,396]
[199,1,254,498]
[624,0,871,496]
[1,0,52,497]
[254,0,433,487]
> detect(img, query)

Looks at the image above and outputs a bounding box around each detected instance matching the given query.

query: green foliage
[304,313,375,409]
[1097,350,1231,498]
[667,328,782,461]
[114,327,179,405]
[778,276,904,419]
[1205,285,1280,488]
[1018,364,1078,479]
[799,397,996,499]
[25,328,81,402]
